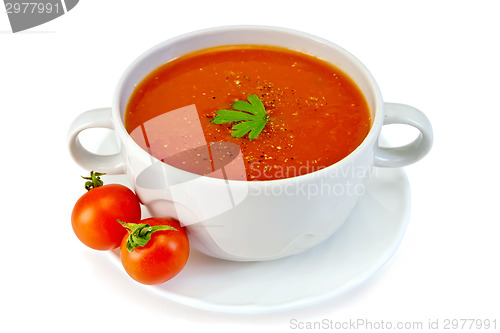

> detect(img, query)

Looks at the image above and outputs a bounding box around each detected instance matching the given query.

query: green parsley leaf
[212,94,269,140]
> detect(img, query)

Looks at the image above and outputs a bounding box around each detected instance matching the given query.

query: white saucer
[95,133,411,314]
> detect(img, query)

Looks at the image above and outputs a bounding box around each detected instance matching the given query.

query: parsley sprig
[212,94,269,140]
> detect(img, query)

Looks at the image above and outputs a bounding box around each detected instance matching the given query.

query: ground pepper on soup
[125,45,371,181]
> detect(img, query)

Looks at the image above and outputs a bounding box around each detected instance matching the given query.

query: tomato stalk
[81,171,106,191]
[118,220,178,252]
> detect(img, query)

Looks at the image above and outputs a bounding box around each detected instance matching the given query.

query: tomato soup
[125,45,371,181]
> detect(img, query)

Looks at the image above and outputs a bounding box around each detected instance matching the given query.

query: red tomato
[72,184,142,250]
[119,217,190,285]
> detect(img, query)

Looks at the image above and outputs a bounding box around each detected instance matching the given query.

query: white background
[1,0,499,332]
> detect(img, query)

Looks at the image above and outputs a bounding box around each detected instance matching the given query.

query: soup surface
[125,45,371,181]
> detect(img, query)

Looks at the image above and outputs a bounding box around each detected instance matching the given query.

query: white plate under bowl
[95,132,411,314]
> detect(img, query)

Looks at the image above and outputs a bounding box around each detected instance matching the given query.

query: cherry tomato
[72,174,142,250]
[119,217,190,285]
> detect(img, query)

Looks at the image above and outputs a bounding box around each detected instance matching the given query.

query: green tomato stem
[117,220,178,252]
[81,171,106,191]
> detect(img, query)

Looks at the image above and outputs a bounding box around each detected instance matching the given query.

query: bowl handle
[67,108,126,174]
[374,103,433,168]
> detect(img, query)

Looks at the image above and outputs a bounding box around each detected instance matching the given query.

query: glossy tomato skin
[120,218,190,285]
[72,184,141,250]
